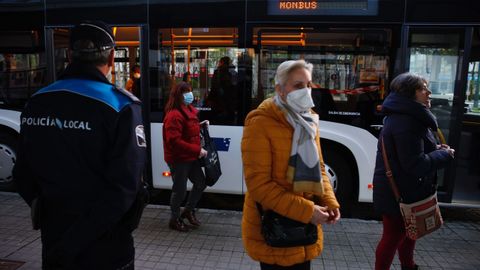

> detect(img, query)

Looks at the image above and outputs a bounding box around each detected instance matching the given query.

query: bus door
[405,27,480,205]
[255,27,393,208]
[150,27,249,194]
[461,28,480,204]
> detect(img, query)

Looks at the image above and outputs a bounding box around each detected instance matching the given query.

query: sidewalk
[1,192,479,270]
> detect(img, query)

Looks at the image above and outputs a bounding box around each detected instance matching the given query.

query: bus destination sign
[268,0,378,16]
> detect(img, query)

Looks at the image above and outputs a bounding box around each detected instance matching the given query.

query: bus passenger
[126,64,141,98]
[241,60,341,270]
[373,73,455,270]
[13,21,146,270]
[163,81,208,232]
[207,56,238,124]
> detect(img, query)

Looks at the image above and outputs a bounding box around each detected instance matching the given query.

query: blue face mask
[183,92,194,105]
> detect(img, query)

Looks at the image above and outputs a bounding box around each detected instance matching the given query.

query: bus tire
[0,132,17,191]
[322,144,356,217]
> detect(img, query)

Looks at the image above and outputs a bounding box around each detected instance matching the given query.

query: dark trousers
[260,261,311,270]
[375,214,416,270]
[169,160,206,219]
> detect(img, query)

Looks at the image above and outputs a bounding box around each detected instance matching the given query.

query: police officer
[13,21,146,270]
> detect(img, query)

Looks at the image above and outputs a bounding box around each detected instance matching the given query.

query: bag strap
[255,202,264,217]
[380,136,403,203]
[201,123,210,138]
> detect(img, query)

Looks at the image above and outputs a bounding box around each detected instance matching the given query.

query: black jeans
[168,160,206,219]
[260,261,311,270]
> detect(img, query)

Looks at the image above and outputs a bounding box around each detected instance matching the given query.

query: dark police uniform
[13,22,146,270]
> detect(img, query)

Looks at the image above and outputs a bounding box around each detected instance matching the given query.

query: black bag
[199,124,222,186]
[256,203,318,248]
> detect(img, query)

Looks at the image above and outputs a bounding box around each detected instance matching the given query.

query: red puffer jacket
[163,105,201,164]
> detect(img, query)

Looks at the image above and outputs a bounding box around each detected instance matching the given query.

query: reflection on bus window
[0,53,46,109]
[466,61,480,115]
[255,28,390,136]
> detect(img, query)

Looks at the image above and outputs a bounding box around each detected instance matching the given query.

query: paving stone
[1,192,480,269]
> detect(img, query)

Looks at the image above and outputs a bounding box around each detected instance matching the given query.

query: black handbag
[255,202,318,248]
[199,124,222,186]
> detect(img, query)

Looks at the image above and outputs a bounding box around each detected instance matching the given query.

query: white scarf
[274,95,324,196]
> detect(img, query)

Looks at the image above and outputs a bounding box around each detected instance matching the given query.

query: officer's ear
[107,49,115,68]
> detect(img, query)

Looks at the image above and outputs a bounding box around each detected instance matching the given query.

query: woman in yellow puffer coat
[241,60,341,270]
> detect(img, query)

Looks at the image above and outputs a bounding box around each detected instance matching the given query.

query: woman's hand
[326,208,341,224]
[310,205,330,225]
[199,148,208,158]
[439,144,455,158]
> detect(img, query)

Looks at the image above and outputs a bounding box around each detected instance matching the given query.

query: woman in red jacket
[163,82,207,232]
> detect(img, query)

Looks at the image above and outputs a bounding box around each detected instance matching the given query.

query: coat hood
[382,92,438,130]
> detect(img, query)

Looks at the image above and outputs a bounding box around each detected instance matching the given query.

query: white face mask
[106,67,113,82]
[286,87,314,113]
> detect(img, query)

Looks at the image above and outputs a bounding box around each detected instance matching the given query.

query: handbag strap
[380,136,403,203]
[255,202,264,217]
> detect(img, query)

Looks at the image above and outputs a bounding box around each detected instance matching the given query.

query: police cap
[70,21,115,52]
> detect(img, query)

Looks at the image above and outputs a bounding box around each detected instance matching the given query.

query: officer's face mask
[183,91,194,105]
[106,66,113,82]
[285,87,314,113]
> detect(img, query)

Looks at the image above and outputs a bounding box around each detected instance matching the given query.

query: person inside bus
[163,81,208,232]
[207,56,238,125]
[241,60,341,270]
[13,21,146,270]
[373,72,455,270]
[126,64,141,98]
[182,71,190,83]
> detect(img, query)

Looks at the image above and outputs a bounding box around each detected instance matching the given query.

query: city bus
[0,0,479,213]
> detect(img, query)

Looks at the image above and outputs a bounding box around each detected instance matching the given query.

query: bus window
[49,26,142,98]
[0,30,46,109]
[254,28,391,136]
[113,26,140,95]
[466,61,480,115]
[408,29,462,143]
[152,27,248,125]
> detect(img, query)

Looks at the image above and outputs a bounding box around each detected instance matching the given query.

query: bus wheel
[322,146,355,217]
[0,133,17,191]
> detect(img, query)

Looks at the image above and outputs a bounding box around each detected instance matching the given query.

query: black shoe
[181,209,201,227]
[169,218,189,232]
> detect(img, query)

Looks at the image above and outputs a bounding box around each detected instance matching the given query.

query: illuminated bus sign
[268,0,378,16]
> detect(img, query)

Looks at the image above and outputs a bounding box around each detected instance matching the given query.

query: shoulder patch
[135,125,147,147]
[115,87,140,103]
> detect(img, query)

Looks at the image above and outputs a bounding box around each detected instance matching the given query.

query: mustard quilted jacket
[241,98,340,266]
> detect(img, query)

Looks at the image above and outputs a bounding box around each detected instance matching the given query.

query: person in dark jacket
[13,21,146,270]
[373,72,455,270]
[163,81,207,232]
[207,56,238,125]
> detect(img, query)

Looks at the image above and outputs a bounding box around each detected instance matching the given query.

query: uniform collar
[59,62,113,85]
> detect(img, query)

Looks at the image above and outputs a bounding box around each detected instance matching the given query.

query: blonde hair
[274,60,313,86]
